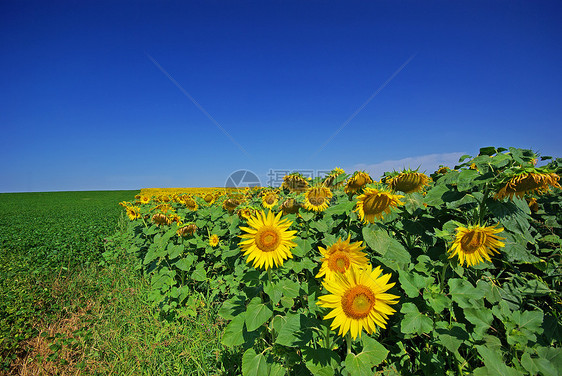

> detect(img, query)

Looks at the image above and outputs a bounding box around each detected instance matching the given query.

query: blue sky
[1,1,561,192]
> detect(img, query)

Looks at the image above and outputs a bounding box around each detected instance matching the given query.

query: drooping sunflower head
[344,171,374,195]
[448,224,505,267]
[223,198,242,213]
[316,236,369,280]
[261,191,279,209]
[436,166,451,175]
[238,210,297,270]
[317,265,399,340]
[183,196,198,211]
[177,223,198,237]
[152,213,171,226]
[126,206,141,220]
[494,171,561,200]
[209,234,220,247]
[322,168,347,189]
[238,207,257,221]
[280,198,300,215]
[304,186,333,212]
[384,169,431,194]
[355,187,404,223]
[152,203,174,214]
[282,173,310,193]
[527,197,539,213]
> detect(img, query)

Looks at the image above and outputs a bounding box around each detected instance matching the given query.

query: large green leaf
[400,303,433,335]
[242,348,269,376]
[245,297,273,332]
[362,226,410,270]
[448,278,485,309]
[473,345,524,376]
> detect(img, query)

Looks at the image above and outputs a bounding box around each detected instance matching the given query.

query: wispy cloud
[349,152,466,179]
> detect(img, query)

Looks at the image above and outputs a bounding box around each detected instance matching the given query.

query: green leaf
[457,169,480,191]
[302,347,339,376]
[292,238,312,257]
[360,335,389,366]
[474,345,524,376]
[324,200,355,215]
[344,352,374,376]
[400,303,433,335]
[464,307,494,339]
[222,314,245,347]
[172,253,196,271]
[362,226,410,270]
[424,184,449,207]
[448,278,485,309]
[398,270,434,298]
[274,313,302,347]
[245,297,273,332]
[166,243,184,259]
[242,348,268,376]
[435,322,469,354]
[192,261,207,282]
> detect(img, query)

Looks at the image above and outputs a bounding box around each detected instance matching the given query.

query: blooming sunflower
[139,196,150,204]
[345,171,373,195]
[495,172,561,200]
[261,191,279,209]
[304,186,333,212]
[448,224,505,267]
[317,265,399,340]
[126,206,141,220]
[385,171,431,194]
[238,210,297,270]
[238,207,256,221]
[323,168,346,189]
[355,187,404,223]
[209,234,219,247]
[316,236,369,281]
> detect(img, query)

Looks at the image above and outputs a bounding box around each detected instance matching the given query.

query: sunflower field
[111,146,562,375]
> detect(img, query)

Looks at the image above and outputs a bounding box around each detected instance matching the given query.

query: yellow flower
[317,265,399,340]
[203,193,216,204]
[238,207,256,221]
[304,186,333,212]
[261,191,279,209]
[386,172,431,194]
[495,172,561,200]
[183,196,198,211]
[168,214,183,225]
[436,166,450,174]
[209,234,219,247]
[153,203,174,214]
[139,196,150,204]
[527,197,539,213]
[345,171,373,195]
[323,168,346,189]
[355,187,404,223]
[126,206,141,220]
[238,210,297,270]
[448,224,505,267]
[316,236,369,281]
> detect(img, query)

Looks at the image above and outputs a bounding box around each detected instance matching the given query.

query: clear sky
[1,0,561,192]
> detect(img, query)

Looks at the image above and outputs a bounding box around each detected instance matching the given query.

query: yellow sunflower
[355,187,404,223]
[209,234,220,247]
[386,172,431,194]
[495,172,561,200]
[436,166,450,174]
[317,265,399,340]
[139,196,150,204]
[448,224,505,267]
[316,236,369,281]
[238,207,256,221]
[126,206,141,220]
[323,168,346,189]
[183,196,198,211]
[345,171,373,195]
[304,186,333,212]
[238,210,297,270]
[282,173,310,193]
[261,191,279,209]
[203,193,216,204]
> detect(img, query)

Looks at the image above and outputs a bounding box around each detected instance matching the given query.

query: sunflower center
[341,285,376,319]
[255,227,281,252]
[265,194,276,205]
[309,195,325,206]
[513,174,543,192]
[363,194,390,215]
[394,175,421,193]
[327,251,350,273]
[460,230,485,253]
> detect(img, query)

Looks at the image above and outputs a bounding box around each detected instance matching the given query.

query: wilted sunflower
[385,171,431,194]
[152,213,171,226]
[177,223,197,237]
[355,187,404,223]
[317,265,399,340]
[448,224,505,267]
[126,206,141,220]
[238,210,297,270]
[316,236,369,281]
[345,171,373,195]
[282,173,310,193]
[495,171,561,200]
[261,191,279,209]
[209,234,220,247]
[304,186,333,212]
[223,198,241,213]
[280,198,300,215]
[527,197,539,213]
[323,168,346,189]
[436,166,450,175]
[183,196,198,211]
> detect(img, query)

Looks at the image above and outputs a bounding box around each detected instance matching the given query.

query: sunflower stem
[346,332,353,355]
[267,269,273,286]
[478,186,490,225]
[324,324,331,350]
[439,262,449,293]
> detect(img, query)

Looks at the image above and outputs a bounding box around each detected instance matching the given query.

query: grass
[0,191,228,375]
